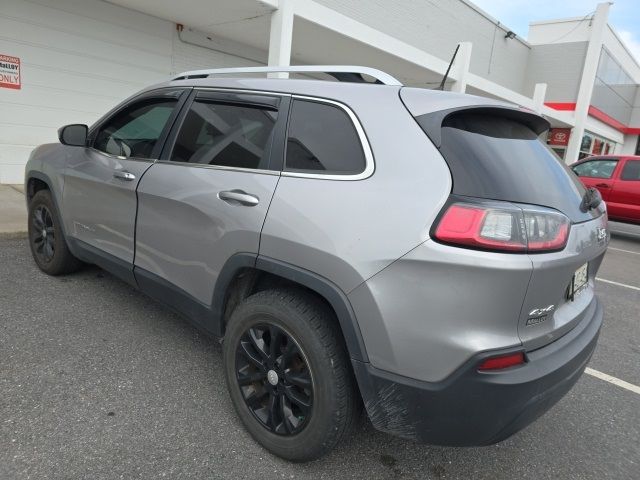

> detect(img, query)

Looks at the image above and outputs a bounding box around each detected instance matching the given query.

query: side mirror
[58,124,88,146]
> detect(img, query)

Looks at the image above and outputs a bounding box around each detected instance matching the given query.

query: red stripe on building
[544,102,640,135]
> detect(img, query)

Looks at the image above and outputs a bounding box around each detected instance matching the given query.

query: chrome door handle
[113,171,136,181]
[218,190,259,207]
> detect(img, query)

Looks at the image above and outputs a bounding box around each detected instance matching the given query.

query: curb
[0,231,28,240]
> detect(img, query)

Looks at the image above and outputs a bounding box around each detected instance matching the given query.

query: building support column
[532,83,547,114]
[267,0,294,78]
[450,42,472,93]
[565,2,611,163]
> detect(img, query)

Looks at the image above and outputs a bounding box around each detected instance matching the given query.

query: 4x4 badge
[527,305,555,326]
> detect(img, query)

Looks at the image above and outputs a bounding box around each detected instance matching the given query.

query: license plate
[568,263,589,300]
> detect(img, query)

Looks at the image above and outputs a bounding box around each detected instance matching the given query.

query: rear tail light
[434,200,570,253]
[478,352,526,371]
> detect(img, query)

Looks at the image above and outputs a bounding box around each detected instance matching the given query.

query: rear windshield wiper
[580,187,602,212]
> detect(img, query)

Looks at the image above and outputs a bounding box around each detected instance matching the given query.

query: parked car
[571,155,640,224]
[25,66,608,461]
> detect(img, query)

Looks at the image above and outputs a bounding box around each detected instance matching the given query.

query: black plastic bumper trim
[352,296,603,445]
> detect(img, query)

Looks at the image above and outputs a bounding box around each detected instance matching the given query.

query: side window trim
[282,95,375,181]
[158,88,290,175]
[88,88,190,162]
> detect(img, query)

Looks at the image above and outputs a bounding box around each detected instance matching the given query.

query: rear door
[63,89,187,274]
[571,157,620,201]
[134,89,289,321]
[608,158,640,222]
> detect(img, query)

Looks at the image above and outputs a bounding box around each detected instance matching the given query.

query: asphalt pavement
[1,230,639,480]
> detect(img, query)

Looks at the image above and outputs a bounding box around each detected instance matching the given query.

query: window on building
[572,159,618,178]
[592,49,637,126]
[621,160,640,181]
[94,99,177,159]
[285,99,366,175]
[170,101,277,170]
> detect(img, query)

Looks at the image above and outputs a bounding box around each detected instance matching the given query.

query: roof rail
[171,65,403,86]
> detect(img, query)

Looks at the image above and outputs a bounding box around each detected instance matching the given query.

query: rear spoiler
[415,106,550,149]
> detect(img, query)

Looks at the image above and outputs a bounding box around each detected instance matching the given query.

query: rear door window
[620,160,640,180]
[572,159,618,179]
[285,99,366,175]
[170,100,278,170]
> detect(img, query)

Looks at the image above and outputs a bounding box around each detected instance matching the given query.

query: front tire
[223,288,359,462]
[28,190,82,275]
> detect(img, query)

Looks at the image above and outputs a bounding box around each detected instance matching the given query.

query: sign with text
[0,54,21,90]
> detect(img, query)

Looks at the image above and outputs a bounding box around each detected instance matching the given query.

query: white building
[0,0,638,183]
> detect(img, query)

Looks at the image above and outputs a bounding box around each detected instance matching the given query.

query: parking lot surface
[1,227,639,479]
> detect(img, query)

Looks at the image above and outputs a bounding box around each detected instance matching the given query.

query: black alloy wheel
[223,289,359,461]
[235,323,314,435]
[31,204,55,263]
[27,189,82,275]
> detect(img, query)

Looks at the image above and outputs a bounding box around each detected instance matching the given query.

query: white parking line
[585,368,640,395]
[608,247,640,256]
[596,277,640,291]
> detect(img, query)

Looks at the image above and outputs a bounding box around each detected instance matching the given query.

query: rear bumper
[353,296,603,445]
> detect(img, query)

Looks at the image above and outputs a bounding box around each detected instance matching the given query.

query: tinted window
[621,160,640,180]
[572,160,618,179]
[285,100,366,174]
[170,101,277,169]
[94,100,176,158]
[417,112,594,222]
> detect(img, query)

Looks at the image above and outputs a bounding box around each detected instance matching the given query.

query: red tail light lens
[434,201,570,253]
[434,204,526,252]
[478,352,525,371]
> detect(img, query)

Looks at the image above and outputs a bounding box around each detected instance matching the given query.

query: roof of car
[142,75,517,118]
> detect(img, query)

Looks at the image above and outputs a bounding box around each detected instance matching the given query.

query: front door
[63,89,187,272]
[571,157,620,201]
[134,89,289,331]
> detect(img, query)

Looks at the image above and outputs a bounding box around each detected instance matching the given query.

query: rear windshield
[416,112,595,222]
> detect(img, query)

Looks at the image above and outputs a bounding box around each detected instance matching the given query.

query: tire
[28,189,82,275]
[223,288,359,462]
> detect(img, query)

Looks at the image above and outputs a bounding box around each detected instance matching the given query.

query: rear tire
[28,190,82,275]
[223,288,359,462]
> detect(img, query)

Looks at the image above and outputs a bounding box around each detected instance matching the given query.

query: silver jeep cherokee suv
[25,66,608,461]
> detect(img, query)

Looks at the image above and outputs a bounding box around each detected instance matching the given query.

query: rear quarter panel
[259,87,452,294]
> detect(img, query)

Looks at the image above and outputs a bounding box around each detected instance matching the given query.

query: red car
[571,155,640,224]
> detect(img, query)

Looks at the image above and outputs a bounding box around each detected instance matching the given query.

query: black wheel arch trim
[25,170,69,239]
[212,254,369,362]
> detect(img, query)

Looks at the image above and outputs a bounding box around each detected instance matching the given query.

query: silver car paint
[347,239,533,382]
[518,213,608,350]
[62,149,153,264]
[400,86,515,116]
[134,162,279,305]
[260,84,452,294]
[25,75,608,387]
[25,143,67,205]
